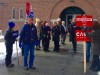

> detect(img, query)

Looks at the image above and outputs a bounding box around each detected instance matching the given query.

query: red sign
[76,15,93,42]
[76,16,93,27]
[76,30,92,41]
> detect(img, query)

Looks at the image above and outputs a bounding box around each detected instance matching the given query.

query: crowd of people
[4,15,100,72]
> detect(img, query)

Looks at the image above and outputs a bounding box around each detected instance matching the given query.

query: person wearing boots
[40,21,47,50]
[35,18,41,50]
[61,21,67,45]
[19,16,37,70]
[52,22,60,52]
[4,22,18,68]
[68,18,77,53]
[83,21,100,72]
[43,22,51,52]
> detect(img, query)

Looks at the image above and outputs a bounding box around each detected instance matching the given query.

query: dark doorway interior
[60,6,85,27]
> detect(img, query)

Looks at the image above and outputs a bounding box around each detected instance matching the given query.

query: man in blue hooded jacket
[19,16,37,70]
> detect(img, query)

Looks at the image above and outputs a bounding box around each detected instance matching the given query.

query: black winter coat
[52,26,60,41]
[4,28,16,44]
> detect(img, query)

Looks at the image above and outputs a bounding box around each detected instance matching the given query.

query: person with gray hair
[61,21,67,45]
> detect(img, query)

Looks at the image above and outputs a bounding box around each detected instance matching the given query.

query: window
[19,8,23,19]
[11,7,16,19]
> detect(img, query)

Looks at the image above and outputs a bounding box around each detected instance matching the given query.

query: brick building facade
[0,0,100,33]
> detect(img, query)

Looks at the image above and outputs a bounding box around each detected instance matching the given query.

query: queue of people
[4,16,100,72]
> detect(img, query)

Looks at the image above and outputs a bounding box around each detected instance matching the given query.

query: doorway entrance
[60,6,85,27]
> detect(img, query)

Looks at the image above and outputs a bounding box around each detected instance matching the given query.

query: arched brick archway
[60,6,85,25]
[50,0,97,20]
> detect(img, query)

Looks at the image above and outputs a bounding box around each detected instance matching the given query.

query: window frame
[11,7,16,19]
[19,7,23,19]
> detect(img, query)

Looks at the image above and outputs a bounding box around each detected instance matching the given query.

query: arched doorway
[60,6,85,26]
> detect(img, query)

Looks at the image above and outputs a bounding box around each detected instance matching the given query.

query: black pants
[5,43,13,66]
[90,55,100,70]
[42,38,45,48]
[22,46,24,56]
[61,34,66,44]
[72,38,77,52]
[54,40,59,52]
[43,38,50,51]
[38,39,41,48]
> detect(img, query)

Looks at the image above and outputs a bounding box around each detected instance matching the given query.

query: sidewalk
[0,36,99,75]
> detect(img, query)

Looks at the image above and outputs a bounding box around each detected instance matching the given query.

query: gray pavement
[0,37,99,75]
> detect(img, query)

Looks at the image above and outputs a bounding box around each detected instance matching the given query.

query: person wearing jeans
[19,16,37,70]
[84,21,100,71]
[24,44,35,68]
[86,42,91,62]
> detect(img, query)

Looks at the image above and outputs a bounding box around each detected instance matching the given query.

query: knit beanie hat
[8,22,15,28]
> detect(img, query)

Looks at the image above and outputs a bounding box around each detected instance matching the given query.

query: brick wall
[0,0,100,33]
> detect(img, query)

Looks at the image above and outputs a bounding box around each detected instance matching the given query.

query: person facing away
[52,22,61,52]
[19,16,37,70]
[61,21,67,45]
[4,22,18,68]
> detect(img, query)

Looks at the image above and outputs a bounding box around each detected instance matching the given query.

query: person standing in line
[61,21,67,45]
[52,22,61,52]
[38,21,44,48]
[19,16,37,70]
[68,18,77,53]
[35,18,41,50]
[57,18,62,45]
[40,21,47,50]
[4,22,18,68]
[57,18,62,31]
[43,22,51,52]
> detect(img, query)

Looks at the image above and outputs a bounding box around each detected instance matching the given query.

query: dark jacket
[68,22,76,41]
[45,26,51,40]
[4,28,16,44]
[41,25,47,35]
[40,25,51,39]
[61,25,67,34]
[19,23,37,45]
[68,22,76,37]
[57,23,62,34]
[85,29,100,55]
[40,25,47,39]
[52,26,60,41]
